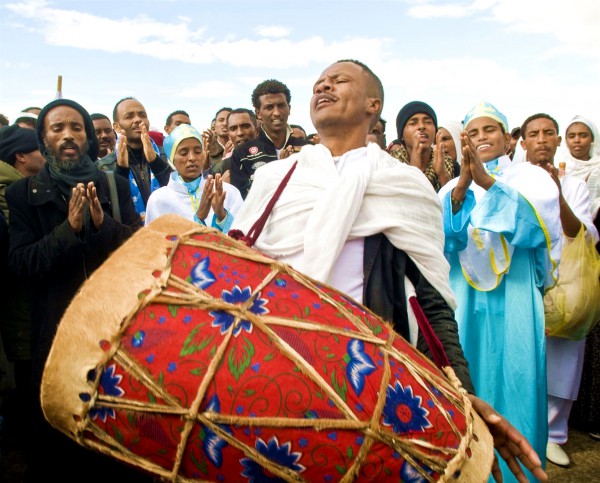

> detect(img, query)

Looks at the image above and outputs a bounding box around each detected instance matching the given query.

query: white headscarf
[439,120,462,165]
[566,115,600,218]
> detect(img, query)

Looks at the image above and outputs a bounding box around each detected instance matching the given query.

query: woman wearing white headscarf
[564,115,600,220]
[438,120,462,178]
[144,124,243,231]
[567,115,600,443]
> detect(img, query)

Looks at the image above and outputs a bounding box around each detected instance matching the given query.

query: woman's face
[566,122,593,161]
[173,137,203,182]
[438,127,457,161]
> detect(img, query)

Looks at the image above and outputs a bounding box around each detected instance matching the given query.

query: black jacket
[97,149,173,208]
[363,233,474,394]
[230,127,308,198]
[6,164,142,384]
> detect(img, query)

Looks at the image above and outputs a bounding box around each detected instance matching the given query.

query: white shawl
[439,120,463,165]
[564,115,600,218]
[232,143,457,309]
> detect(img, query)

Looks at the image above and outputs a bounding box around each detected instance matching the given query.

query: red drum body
[41,215,492,482]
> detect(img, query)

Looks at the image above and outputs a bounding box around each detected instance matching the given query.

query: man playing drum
[231,59,547,483]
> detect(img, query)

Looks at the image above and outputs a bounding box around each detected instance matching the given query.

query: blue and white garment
[144,171,243,232]
[439,155,561,482]
[114,133,162,218]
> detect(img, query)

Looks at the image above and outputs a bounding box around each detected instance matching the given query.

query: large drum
[41,215,493,482]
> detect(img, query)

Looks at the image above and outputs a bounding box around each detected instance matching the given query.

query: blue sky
[1,0,599,143]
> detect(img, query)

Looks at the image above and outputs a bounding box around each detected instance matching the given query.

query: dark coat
[6,164,142,384]
[97,149,173,208]
[363,233,474,394]
[229,128,308,198]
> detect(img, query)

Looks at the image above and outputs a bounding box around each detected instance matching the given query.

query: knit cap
[396,101,437,141]
[0,125,40,165]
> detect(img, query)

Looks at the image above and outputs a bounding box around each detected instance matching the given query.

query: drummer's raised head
[37,99,98,169]
[310,60,383,156]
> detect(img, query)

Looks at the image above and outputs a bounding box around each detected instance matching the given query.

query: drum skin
[41,215,493,482]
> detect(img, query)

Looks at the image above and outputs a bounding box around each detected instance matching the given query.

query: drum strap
[230,160,452,370]
[229,160,298,246]
[408,296,451,368]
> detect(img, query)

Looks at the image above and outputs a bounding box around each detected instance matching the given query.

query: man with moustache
[91,113,117,159]
[210,108,259,178]
[204,107,233,167]
[366,117,387,149]
[6,99,146,481]
[164,109,191,135]
[232,61,548,483]
[391,101,456,191]
[520,113,598,468]
[229,79,307,198]
[98,97,172,219]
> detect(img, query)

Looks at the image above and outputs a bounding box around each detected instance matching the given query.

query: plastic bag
[544,226,600,340]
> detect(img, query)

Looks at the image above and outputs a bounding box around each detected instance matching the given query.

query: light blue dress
[440,158,561,482]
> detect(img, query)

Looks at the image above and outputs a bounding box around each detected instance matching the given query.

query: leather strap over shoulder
[229,160,298,247]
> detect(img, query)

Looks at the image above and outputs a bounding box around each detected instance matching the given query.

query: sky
[1,0,599,145]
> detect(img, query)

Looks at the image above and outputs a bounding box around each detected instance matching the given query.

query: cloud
[2,60,32,70]
[406,0,496,18]
[406,0,600,61]
[373,54,598,137]
[490,0,600,59]
[254,26,291,38]
[175,81,242,99]
[4,1,389,69]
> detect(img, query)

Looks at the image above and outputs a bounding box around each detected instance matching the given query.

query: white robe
[547,174,599,400]
[144,172,244,229]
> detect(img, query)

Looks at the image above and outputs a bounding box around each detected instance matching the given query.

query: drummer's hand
[468,395,547,482]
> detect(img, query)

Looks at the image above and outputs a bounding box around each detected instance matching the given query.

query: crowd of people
[0,59,599,482]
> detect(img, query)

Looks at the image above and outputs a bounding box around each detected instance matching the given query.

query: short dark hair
[165,109,190,127]
[377,117,387,131]
[0,114,8,127]
[91,113,111,123]
[112,96,136,122]
[290,124,306,135]
[336,59,384,107]
[521,113,559,139]
[214,107,232,119]
[251,80,291,110]
[227,108,257,125]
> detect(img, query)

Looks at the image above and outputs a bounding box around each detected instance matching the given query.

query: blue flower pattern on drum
[210,286,269,337]
[241,436,305,481]
[132,330,145,348]
[89,364,124,422]
[382,381,431,433]
[345,339,376,396]
[191,257,216,289]
[400,460,433,482]
[203,395,230,468]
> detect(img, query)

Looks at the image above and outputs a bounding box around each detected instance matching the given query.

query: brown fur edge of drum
[41,214,494,482]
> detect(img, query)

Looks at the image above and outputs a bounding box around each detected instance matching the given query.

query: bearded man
[6,99,147,481]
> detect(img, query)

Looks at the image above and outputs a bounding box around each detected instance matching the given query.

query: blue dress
[440,158,561,482]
